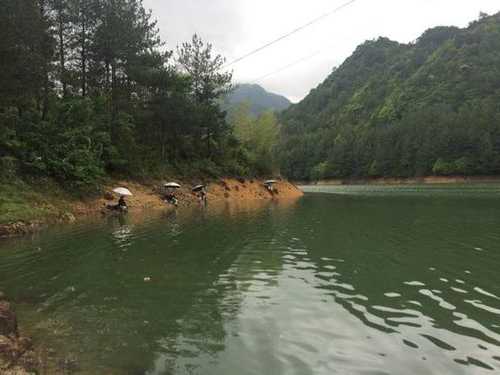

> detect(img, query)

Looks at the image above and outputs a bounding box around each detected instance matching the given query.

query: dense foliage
[229,102,280,176]
[0,0,258,190]
[279,12,500,180]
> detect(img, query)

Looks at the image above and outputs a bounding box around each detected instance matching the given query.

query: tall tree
[50,0,70,96]
[177,34,232,157]
[0,0,53,113]
[67,0,97,97]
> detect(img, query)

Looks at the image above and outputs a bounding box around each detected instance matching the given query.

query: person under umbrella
[264,180,277,194]
[118,196,127,208]
[163,182,181,206]
[108,187,133,212]
[192,184,207,205]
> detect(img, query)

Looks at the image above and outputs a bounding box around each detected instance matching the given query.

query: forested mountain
[279,12,500,181]
[0,0,271,191]
[224,84,291,117]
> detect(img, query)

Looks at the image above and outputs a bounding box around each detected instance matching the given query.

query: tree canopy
[0,0,262,190]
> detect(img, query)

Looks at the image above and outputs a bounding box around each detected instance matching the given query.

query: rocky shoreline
[0,292,39,374]
[0,221,44,239]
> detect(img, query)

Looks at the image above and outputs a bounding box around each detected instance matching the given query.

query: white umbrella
[113,187,133,196]
[192,184,205,192]
[264,180,277,185]
[164,182,181,189]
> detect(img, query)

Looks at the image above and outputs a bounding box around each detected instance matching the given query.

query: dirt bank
[0,178,303,238]
[71,178,302,215]
[65,178,301,216]
[311,175,500,186]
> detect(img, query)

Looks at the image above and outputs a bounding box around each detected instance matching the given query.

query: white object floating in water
[404,281,426,287]
[384,292,402,298]
[474,287,500,300]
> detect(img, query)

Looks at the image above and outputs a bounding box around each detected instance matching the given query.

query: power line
[224,0,358,68]
[251,50,323,83]
[251,39,342,83]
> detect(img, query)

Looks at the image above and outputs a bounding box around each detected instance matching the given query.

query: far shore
[299,175,500,186]
[0,178,303,239]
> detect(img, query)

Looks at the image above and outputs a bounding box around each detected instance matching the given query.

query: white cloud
[144,0,500,102]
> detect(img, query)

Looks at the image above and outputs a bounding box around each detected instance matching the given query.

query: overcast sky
[143,0,500,102]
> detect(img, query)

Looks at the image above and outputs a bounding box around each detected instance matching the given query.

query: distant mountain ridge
[224,84,291,116]
[279,12,500,181]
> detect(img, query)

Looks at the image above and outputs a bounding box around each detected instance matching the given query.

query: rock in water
[0,300,39,374]
[60,212,76,223]
[0,301,18,336]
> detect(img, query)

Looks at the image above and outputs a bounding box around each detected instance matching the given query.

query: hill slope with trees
[279,12,500,181]
[223,84,291,117]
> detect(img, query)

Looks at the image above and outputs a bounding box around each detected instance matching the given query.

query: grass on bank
[0,179,73,225]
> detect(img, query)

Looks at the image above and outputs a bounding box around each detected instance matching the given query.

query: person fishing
[105,197,127,213]
[192,185,207,206]
[264,180,276,194]
[164,191,178,206]
[199,188,207,206]
[107,195,128,211]
[118,196,127,209]
[103,187,132,214]
[163,183,181,206]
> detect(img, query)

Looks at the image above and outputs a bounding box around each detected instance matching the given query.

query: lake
[1,185,500,374]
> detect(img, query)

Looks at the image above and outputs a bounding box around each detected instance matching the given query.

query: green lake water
[1,185,500,374]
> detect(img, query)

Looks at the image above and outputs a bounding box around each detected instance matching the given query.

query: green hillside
[279,13,500,181]
[224,84,291,117]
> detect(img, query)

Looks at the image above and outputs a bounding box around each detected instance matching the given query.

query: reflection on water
[1,188,500,374]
